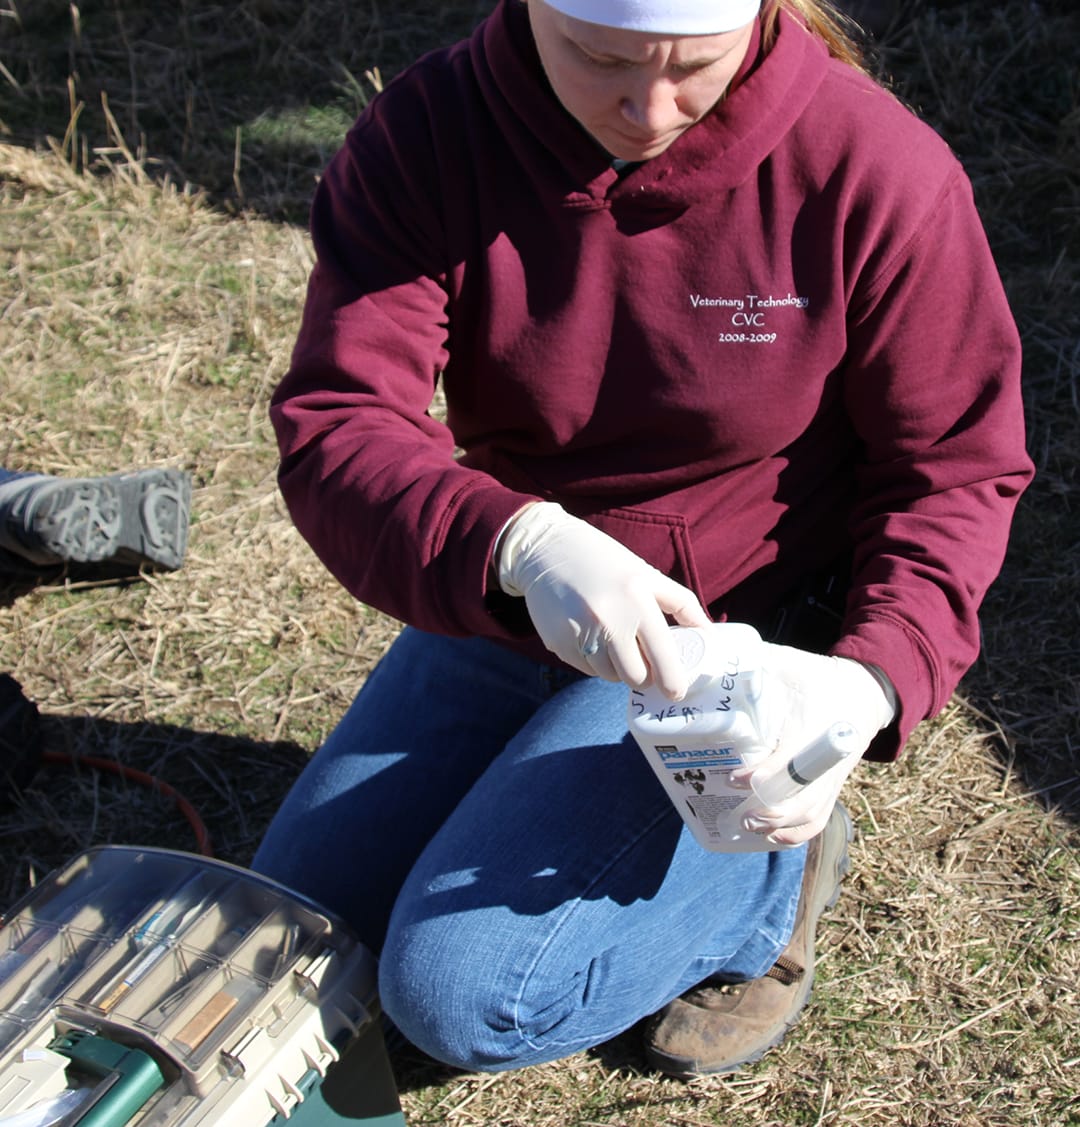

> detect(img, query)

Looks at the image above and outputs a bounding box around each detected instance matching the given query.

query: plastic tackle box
[0,847,404,1127]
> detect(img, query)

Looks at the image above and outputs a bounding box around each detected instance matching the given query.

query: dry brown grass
[0,1,1077,1124]
[0,139,394,876]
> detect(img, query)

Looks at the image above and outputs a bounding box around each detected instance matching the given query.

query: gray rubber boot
[0,468,191,572]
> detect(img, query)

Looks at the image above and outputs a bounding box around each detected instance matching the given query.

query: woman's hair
[762,0,870,73]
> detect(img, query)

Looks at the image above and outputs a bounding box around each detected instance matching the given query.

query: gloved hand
[730,642,897,846]
[497,502,710,698]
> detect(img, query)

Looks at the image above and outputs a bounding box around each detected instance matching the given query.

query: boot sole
[20,469,190,570]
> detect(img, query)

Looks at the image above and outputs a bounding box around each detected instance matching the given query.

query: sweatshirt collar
[475,0,830,209]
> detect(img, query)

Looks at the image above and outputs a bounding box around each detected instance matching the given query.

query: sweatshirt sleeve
[269,109,537,638]
[830,166,1033,759]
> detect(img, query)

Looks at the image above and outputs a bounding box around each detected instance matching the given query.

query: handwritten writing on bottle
[629,654,741,721]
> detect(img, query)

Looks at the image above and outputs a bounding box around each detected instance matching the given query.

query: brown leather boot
[644,803,853,1078]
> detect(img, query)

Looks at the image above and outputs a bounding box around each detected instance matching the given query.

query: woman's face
[526,0,756,161]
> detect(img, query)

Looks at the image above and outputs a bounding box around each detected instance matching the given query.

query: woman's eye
[673,60,713,76]
[579,49,628,69]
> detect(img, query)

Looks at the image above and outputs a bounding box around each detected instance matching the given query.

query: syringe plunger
[749,722,862,807]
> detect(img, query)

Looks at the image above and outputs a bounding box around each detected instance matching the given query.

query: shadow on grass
[385,1019,655,1096]
[0,0,497,223]
[0,709,310,910]
[961,521,1080,830]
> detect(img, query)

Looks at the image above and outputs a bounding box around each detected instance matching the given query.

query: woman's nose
[619,78,680,133]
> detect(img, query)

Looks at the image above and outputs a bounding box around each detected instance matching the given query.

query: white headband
[539,0,762,35]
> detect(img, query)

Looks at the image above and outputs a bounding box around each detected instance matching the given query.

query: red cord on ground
[42,750,214,857]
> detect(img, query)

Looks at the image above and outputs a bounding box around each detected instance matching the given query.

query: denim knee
[378,913,613,1073]
[379,932,531,1072]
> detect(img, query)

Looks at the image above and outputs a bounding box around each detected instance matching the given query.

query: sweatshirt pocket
[569,504,706,606]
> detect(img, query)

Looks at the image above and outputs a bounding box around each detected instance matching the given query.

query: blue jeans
[253,627,805,1072]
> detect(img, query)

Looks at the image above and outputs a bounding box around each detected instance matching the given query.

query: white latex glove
[497,502,710,698]
[730,642,897,846]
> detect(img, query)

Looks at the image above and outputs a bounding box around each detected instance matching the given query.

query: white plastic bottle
[627,622,792,853]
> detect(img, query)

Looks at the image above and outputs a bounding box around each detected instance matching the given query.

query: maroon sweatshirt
[271,2,1033,759]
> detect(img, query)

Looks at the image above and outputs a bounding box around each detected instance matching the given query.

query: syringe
[749,721,863,807]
